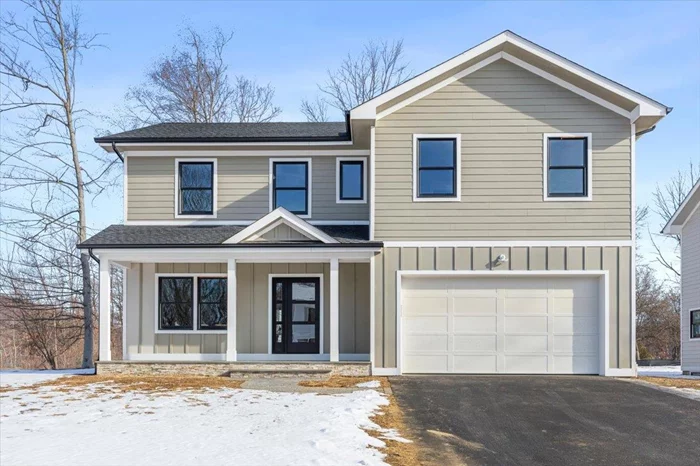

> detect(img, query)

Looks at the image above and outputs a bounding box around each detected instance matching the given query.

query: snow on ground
[637,365,699,379]
[0,372,402,466]
[0,368,95,388]
[356,380,381,389]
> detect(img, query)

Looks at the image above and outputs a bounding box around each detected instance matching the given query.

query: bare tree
[302,39,410,121]
[122,26,281,126]
[649,161,699,278]
[1,0,116,368]
[636,265,680,360]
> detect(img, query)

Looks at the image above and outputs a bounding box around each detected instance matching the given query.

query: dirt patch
[299,376,388,389]
[638,377,700,390]
[0,375,244,394]
[367,386,421,466]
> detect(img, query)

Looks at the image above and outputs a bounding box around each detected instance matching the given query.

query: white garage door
[401,276,601,374]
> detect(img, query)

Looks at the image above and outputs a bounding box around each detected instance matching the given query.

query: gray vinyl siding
[374,59,632,240]
[126,156,369,221]
[681,210,700,372]
[373,246,633,370]
[124,262,370,356]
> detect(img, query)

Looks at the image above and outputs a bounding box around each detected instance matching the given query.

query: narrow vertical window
[338,160,365,201]
[198,278,227,330]
[273,161,309,215]
[179,162,214,214]
[691,310,700,339]
[417,138,457,198]
[547,137,589,198]
[158,277,193,330]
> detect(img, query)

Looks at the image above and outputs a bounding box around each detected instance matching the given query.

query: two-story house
[81,31,669,377]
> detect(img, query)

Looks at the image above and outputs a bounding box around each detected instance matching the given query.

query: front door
[271,277,320,354]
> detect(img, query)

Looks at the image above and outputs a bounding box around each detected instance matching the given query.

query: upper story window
[413,135,461,202]
[544,134,592,201]
[158,275,227,333]
[692,310,700,339]
[271,159,311,217]
[177,160,216,216]
[336,157,367,203]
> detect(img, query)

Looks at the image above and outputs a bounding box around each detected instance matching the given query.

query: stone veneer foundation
[96,361,371,377]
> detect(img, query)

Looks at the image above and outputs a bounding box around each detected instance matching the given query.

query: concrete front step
[228,368,331,380]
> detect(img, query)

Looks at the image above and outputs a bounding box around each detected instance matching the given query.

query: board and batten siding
[681,210,700,372]
[373,246,633,370]
[374,59,632,240]
[126,156,369,221]
[124,262,370,356]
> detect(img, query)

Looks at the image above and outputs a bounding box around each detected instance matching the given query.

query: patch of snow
[0,379,405,466]
[356,380,381,389]
[637,365,699,379]
[0,368,94,388]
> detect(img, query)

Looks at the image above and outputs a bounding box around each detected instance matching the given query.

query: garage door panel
[505,316,548,334]
[454,355,498,373]
[404,315,448,333]
[454,335,497,352]
[505,355,548,373]
[505,335,548,353]
[504,297,547,314]
[453,297,497,314]
[401,276,600,375]
[454,315,497,333]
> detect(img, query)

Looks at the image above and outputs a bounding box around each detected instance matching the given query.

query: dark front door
[272,277,320,354]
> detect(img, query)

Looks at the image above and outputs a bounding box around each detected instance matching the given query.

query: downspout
[88,248,100,265]
[635,125,656,138]
[111,142,124,162]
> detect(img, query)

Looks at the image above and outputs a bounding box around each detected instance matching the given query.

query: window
[159,277,193,330]
[413,135,461,201]
[336,158,366,203]
[178,161,215,215]
[157,275,227,332]
[198,278,227,330]
[544,134,592,200]
[271,159,310,216]
[692,310,700,339]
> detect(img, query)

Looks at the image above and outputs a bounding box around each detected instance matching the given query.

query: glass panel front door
[271,278,320,354]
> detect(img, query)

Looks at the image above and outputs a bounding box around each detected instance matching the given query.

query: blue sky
[2,0,699,276]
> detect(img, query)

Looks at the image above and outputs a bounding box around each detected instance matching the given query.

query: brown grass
[298,375,389,389]
[1,375,244,394]
[639,377,700,390]
[367,392,421,466]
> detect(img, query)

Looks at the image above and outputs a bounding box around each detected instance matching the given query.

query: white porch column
[226,259,237,361]
[330,258,339,362]
[98,259,111,362]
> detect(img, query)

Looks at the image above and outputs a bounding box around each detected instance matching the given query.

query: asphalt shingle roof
[79,224,378,248]
[94,122,350,143]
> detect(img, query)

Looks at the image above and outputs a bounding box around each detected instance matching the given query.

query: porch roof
[78,224,380,249]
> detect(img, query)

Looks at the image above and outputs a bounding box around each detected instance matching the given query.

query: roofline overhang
[662,179,700,235]
[78,242,383,250]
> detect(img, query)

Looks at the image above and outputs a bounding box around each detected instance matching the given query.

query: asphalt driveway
[390,376,700,466]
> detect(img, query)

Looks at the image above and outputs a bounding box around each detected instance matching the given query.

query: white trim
[369,254,376,371]
[154,273,228,334]
[98,259,112,362]
[394,270,612,376]
[124,353,370,362]
[412,134,462,202]
[225,208,338,244]
[174,158,218,219]
[371,367,401,376]
[369,126,376,241]
[123,155,128,222]
[122,267,128,360]
[109,148,368,157]
[631,123,637,374]
[382,240,632,248]
[329,258,339,361]
[336,157,368,204]
[690,309,700,340]
[663,179,700,234]
[605,368,636,377]
[226,259,237,361]
[269,158,312,219]
[101,141,355,150]
[267,273,324,356]
[377,53,504,119]
[351,31,667,120]
[123,219,369,226]
[543,133,593,202]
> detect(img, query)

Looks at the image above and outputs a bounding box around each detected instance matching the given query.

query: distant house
[664,180,700,375]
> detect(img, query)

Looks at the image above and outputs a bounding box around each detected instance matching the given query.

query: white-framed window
[155,273,227,334]
[269,158,312,218]
[336,157,367,204]
[543,133,593,201]
[412,134,462,202]
[175,158,218,218]
[691,309,700,339]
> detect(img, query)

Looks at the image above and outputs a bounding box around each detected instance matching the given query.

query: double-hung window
[336,158,366,203]
[692,310,700,339]
[414,135,461,201]
[158,276,227,332]
[272,159,310,216]
[178,160,215,215]
[544,134,592,200]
